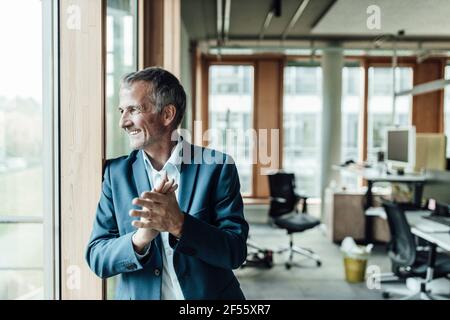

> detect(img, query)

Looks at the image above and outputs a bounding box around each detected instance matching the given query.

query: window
[283,66,322,197]
[208,65,254,195]
[105,0,138,299]
[367,67,413,162]
[445,65,450,157]
[0,0,57,299]
[341,66,363,190]
[106,0,138,159]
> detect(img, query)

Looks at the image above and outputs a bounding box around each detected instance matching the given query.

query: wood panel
[137,0,152,69]
[412,59,445,133]
[60,0,105,299]
[200,59,209,146]
[139,0,180,76]
[360,60,369,162]
[191,43,199,143]
[192,48,208,146]
[163,0,180,77]
[197,57,283,197]
[139,0,163,68]
[254,60,283,197]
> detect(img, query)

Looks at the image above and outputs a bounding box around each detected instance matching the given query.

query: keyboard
[423,215,450,227]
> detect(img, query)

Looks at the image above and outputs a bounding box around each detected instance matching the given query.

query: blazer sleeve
[172,157,249,269]
[85,161,155,279]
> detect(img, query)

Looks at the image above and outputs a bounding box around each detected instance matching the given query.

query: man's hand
[130,183,185,238]
[131,173,180,253]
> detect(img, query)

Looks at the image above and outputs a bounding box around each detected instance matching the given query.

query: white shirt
[141,139,185,300]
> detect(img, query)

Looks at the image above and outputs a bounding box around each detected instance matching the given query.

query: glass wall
[367,67,413,163]
[283,65,322,197]
[105,0,138,299]
[0,0,47,299]
[106,0,138,159]
[341,65,363,190]
[208,65,254,195]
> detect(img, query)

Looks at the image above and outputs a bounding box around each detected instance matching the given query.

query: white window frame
[0,0,59,300]
[42,0,60,300]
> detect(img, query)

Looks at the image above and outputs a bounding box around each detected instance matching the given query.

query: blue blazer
[85,143,249,300]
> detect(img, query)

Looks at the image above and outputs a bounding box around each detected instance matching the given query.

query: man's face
[119,81,166,150]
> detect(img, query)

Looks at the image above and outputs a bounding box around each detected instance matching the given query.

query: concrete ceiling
[181,0,450,46]
[312,0,450,37]
[181,0,336,41]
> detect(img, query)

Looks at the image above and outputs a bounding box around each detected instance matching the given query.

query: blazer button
[154,268,161,276]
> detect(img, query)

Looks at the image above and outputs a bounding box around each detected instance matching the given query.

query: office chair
[380,201,450,300]
[268,172,322,269]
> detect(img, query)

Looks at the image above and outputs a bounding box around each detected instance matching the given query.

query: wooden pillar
[253,59,283,197]
[192,45,208,146]
[412,59,446,133]
[138,0,180,77]
[60,0,105,299]
[360,60,369,162]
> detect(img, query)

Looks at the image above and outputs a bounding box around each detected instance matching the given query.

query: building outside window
[105,0,138,299]
[341,65,363,190]
[0,0,57,300]
[208,65,254,195]
[283,65,322,197]
[106,0,138,159]
[368,67,413,163]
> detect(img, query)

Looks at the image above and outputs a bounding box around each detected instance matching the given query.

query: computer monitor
[385,126,416,173]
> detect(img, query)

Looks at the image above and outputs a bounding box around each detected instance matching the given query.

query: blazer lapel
[131,151,163,261]
[132,150,153,196]
[178,143,199,214]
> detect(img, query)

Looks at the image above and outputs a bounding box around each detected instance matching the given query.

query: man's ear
[162,104,176,127]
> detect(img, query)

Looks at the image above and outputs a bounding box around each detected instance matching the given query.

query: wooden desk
[334,164,427,243]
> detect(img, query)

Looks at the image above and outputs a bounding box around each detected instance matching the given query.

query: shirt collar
[142,136,183,174]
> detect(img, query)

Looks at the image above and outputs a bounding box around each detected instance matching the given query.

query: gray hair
[121,67,186,129]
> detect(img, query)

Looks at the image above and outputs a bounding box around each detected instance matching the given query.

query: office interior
[2,0,450,300]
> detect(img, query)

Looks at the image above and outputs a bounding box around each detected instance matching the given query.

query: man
[85,67,249,300]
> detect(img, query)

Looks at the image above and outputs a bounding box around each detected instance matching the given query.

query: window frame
[282,62,323,197]
[42,0,60,300]
[366,64,414,163]
[206,61,256,197]
[0,0,59,300]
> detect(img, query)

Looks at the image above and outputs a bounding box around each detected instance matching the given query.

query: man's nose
[119,112,132,128]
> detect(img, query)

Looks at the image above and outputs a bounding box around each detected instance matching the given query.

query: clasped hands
[130,173,184,253]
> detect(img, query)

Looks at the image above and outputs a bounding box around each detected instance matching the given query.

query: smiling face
[118,81,167,151]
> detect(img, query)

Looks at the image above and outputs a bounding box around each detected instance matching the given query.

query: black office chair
[268,172,322,269]
[380,201,450,299]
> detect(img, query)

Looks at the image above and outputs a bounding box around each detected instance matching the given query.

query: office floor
[236,209,392,300]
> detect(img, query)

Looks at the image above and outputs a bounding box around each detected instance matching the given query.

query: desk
[335,164,426,208]
[334,164,427,243]
[406,211,450,251]
[406,211,450,298]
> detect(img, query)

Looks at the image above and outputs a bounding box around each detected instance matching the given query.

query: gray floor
[235,220,392,300]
